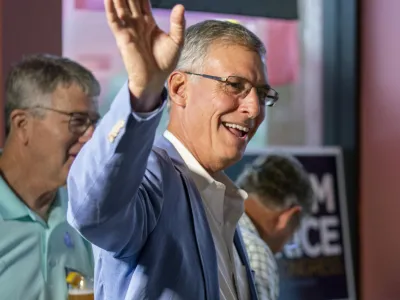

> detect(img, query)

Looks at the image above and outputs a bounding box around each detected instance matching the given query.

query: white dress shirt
[164,131,250,300]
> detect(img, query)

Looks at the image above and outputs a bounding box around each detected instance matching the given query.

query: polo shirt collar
[0,176,66,225]
[0,176,33,220]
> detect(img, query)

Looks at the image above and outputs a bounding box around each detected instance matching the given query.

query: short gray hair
[166,20,266,111]
[5,54,100,134]
[177,20,266,72]
[237,154,315,217]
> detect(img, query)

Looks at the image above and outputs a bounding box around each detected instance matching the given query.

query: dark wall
[322,0,360,298]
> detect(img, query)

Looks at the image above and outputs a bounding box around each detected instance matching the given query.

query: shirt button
[49,259,57,268]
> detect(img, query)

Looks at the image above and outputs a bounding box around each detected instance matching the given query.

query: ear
[168,71,187,108]
[276,205,302,231]
[9,109,30,144]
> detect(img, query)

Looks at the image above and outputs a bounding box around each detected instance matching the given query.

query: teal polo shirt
[0,177,94,300]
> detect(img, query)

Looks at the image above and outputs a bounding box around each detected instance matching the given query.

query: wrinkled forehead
[50,83,99,112]
[203,42,268,84]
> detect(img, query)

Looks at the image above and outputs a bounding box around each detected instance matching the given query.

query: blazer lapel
[234,229,259,300]
[154,136,219,300]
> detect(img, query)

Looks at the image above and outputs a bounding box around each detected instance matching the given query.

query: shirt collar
[164,130,248,226]
[163,130,248,200]
[0,175,66,225]
[239,212,260,237]
[47,187,68,227]
[0,176,32,220]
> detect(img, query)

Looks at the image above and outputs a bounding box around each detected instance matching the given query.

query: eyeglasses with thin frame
[184,71,279,107]
[27,106,100,135]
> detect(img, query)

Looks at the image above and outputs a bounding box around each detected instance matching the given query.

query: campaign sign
[226,147,356,300]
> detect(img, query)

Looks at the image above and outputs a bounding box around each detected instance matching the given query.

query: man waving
[67,0,278,299]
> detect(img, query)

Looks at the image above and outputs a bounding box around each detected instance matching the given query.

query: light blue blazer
[67,84,258,300]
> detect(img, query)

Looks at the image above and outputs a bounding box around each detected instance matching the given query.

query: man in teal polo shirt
[0,54,100,300]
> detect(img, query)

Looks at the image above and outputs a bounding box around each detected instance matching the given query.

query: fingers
[104,0,122,31]
[105,0,144,26]
[113,0,131,20]
[141,0,153,16]
[169,4,186,46]
[127,0,142,18]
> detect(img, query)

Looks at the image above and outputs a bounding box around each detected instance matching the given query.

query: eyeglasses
[28,106,100,135]
[184,72,279,107]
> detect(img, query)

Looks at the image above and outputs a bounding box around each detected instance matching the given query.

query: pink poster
[74,0,104,10]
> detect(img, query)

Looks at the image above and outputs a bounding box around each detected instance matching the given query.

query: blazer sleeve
[67,82,167,258]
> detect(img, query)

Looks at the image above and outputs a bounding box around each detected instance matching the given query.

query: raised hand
[105,0,185,111]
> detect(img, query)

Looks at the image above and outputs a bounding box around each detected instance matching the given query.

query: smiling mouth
[222,122,250,139]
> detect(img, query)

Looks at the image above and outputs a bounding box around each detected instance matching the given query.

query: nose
[78,124,95,144]
[240,88,261,119]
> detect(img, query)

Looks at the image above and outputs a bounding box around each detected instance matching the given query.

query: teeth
[224,122,249,133]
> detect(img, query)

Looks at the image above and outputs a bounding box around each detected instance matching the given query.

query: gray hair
[237,154,315,217]
[177,19,266,72]
[4,54,100,135]
[166,20,266,111]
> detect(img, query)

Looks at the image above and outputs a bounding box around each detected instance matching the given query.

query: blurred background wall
[360,0,400,299]
[0,0,62,145]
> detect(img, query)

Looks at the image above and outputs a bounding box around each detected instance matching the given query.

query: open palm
[105,0,186,98]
